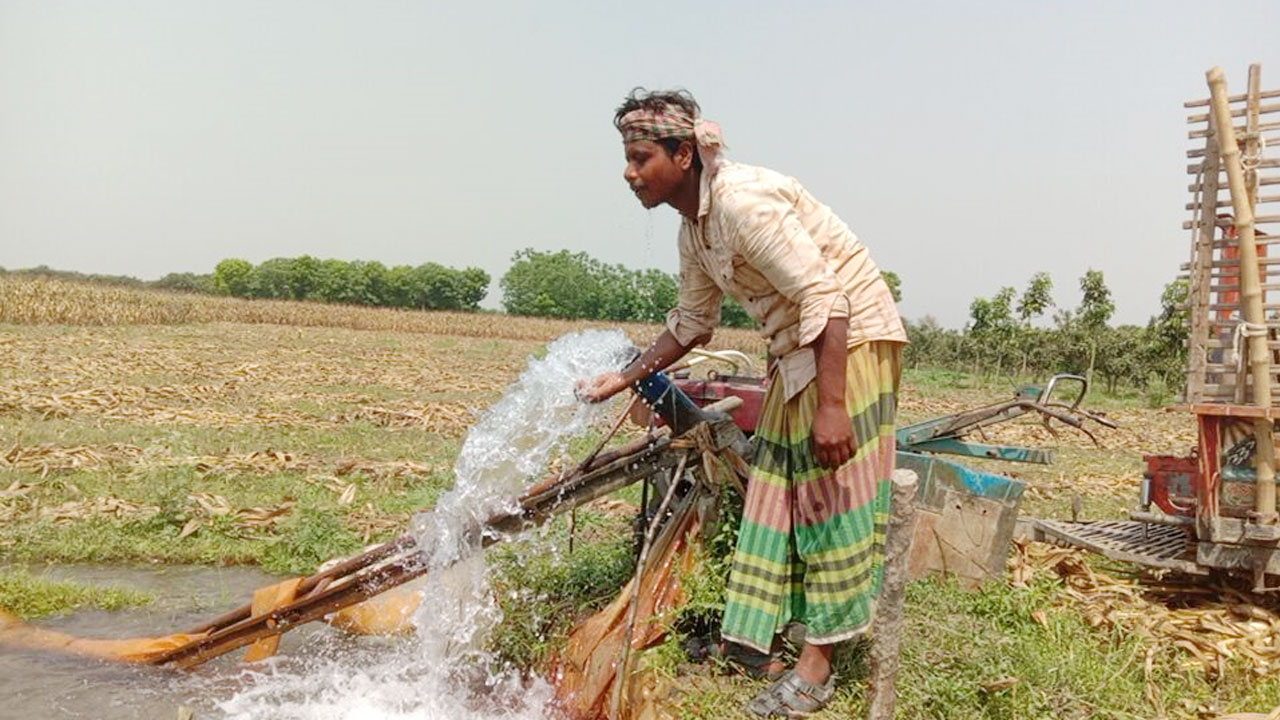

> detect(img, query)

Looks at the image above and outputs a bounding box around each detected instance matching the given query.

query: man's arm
[811,315,855,469]
[578,328,710,403]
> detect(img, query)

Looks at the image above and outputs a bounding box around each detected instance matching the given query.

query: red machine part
[1143,454,1199,517]
[671,373,767,434]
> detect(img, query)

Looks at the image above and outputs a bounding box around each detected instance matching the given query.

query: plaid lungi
[720,341,902,653]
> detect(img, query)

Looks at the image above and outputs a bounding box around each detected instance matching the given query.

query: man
[579,88,907,717]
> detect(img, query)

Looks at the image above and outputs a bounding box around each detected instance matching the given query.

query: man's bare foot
[792,642,833,685]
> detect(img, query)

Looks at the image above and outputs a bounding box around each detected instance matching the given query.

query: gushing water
[208,330,635,720]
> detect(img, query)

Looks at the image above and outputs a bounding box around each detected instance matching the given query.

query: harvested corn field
[0,277,766,352]
[2,287,1280,719]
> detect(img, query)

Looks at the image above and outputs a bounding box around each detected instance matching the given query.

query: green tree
[1017,272,1054,323]
[250,257,297,299]
[152,272,216,294]
[1077,269,1116,382]
[881,270,903,303]
[351,261,388,305]
[1016,272,1054,375]
[288,255,321,300]
[313,259,364,304]
[968,286,1018,376]
[1143,278,1190,391]
[457,268,490,310]
[212,259,254,297]
[500,249,603,318]
[631,269,678,324]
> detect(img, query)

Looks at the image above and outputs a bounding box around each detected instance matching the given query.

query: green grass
[0,567,152,620]
[901,366,1153,413]
[635,568,1280,720]
[487,511,638,669]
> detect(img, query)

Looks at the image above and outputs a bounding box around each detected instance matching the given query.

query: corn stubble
[0,276,765,351]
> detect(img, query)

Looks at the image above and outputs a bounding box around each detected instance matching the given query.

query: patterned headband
[618,104,725,171]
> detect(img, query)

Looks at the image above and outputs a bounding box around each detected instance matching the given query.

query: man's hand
[577,371,629,403]
[812,401,855,469]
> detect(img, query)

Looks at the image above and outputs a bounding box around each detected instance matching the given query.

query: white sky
[1,0,1277,326]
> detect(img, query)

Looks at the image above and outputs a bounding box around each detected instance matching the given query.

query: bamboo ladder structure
[1184,64,1280,531]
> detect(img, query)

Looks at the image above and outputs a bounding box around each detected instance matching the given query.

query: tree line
[498,248,904,328]
[499,249,754,327]
[905,270,1187,397]
[4,254,1189,396]
[1,258,490,312]
[210,257,489,311]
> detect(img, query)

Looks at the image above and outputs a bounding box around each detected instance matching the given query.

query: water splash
[415,329,635,571]
[209,330,635,720]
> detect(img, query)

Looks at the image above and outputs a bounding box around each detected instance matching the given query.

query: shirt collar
[696,163,719,219]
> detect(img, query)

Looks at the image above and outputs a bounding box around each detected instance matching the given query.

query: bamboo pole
[610,451,689,719]
[867,469,919,720]
[151,437,679,668]
[1207,66,1278,528]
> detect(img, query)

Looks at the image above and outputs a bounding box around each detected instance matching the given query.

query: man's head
[614,88,717,211]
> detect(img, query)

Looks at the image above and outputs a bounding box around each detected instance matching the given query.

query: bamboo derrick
[867,469,919,720]
[1207,66,1278,528]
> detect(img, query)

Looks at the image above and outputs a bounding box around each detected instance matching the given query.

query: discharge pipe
[632,370,712,437]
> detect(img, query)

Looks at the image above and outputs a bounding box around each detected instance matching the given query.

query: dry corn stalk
[1012,539,1280,677]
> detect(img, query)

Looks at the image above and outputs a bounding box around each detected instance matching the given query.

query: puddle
[0,563,335,719]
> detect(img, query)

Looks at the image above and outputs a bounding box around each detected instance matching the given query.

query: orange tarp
[0,608,208,664]
[553,508,703,720]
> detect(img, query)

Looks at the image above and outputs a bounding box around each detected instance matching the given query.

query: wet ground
[0,564,334,719]
[1,563,553,720]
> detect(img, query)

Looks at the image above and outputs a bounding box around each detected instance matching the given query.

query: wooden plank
[1186,88,1280,108]
[1189,130,1280,155]
[1190,218,1280,231]
[1191,120,1280,140]
[1188,157,1280,173]
[1187,194,1280,210]
[1190,175,1280,191]
[1208,283,1280,292]
[1201,366,1280,377]
[1207,303,1280,311]
[1202,266,1280,277]
[1205,256,1280,268]
[1187,101,1280,124]
[1194,390,1280,408]
[1204,234,1280,245]
[1203,338,1280,349]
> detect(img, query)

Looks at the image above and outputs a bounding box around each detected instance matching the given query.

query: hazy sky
[2,1,1277,326]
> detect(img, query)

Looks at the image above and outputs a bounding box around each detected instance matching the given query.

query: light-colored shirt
[665,162,907,400]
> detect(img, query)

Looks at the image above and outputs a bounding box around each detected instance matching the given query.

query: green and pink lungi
[721,341,902,652]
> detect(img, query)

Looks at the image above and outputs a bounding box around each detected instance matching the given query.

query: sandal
[746,669,835,718]
[682,635,787,681]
